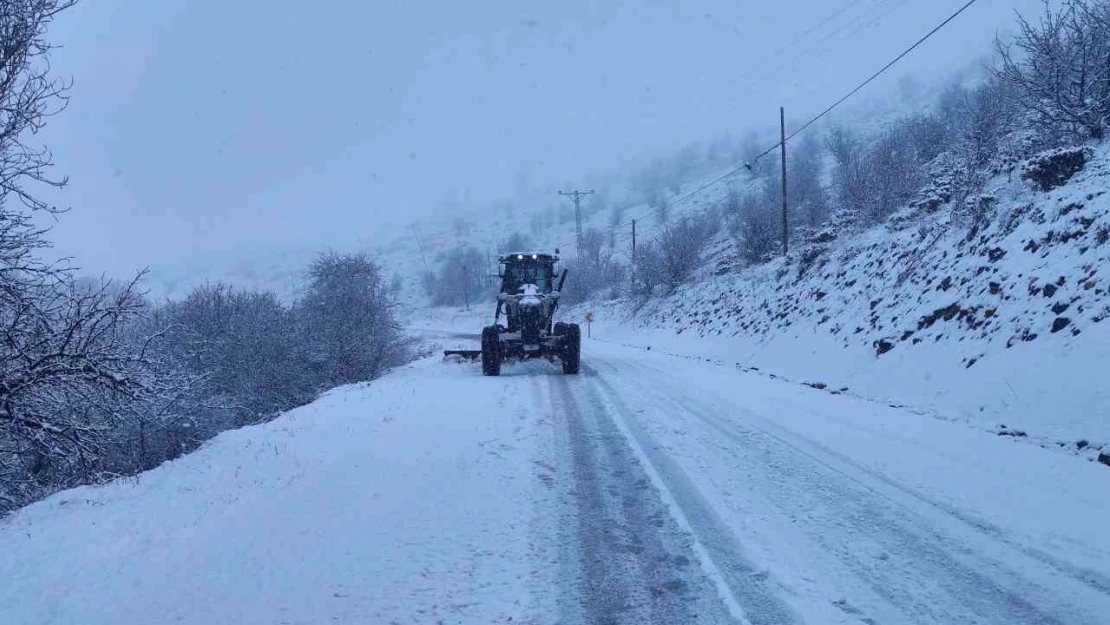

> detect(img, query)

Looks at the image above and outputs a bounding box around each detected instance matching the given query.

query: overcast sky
[36,0,1045,279]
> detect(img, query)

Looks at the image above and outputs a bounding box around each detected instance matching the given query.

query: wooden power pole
[631,219,637,262]
[780,106,789,256]
[559,189,595,262]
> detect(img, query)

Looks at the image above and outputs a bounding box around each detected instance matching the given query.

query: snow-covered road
[571,343,1110,624]
[2,333,1108,624]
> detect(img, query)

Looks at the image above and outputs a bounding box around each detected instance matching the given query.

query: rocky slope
[580,144,1110,466]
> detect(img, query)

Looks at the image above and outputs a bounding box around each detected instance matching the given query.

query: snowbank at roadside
[0,357,549,625]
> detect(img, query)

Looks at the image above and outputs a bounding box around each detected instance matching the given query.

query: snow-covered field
[3,321,1108,624]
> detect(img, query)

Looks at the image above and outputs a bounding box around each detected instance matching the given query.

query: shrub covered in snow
[1020,146,1093,191]
[633,209,720,295]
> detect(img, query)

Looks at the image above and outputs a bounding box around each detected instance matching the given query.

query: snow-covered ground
[11,145,1110,623]
[3,321,1108,624]
[0,355,549,624]
[577,309,1110,461]
[571,143,1110,463]
[8,142,1110,623]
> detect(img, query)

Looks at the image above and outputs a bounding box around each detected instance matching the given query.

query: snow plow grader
[444,252,580,376]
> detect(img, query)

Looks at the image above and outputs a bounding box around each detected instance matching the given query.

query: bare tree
[733,182,779,265]
[994,0,1110,142]
[657,210,718,287]
[826,123,921,225]
[0,1,76,212]
[826,125,869,224]
[561,228,627,304]
[897,73,921,104]
[903,111,950,164]
[866,124,921,223]
[452,216,471,238]
[0,1,174,512]
[789,133,830,231]
[0,274,189,508]
[947,78,1018,199]
[0,3,423,513]
[632,240,664,298]
[426,245,486,306]
[581,227,604,264]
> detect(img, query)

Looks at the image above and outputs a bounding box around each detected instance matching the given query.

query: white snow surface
[0,356,549,625]
[3,318,1108,624]
[571,142,1110,460]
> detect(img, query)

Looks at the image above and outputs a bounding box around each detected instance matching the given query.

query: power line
[749,0,980,165]
[719,0,905,104]
[512,0,982,257]
[627,165,745,228]
[720,0,913,113]
[712,0,874,97]
[605,160,750,235]
[577,1,900,242]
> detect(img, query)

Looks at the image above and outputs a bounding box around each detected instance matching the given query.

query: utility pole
[559,189,595,262]
[463,263,469,310]
[780,106,789,256]
[631,219,637,263]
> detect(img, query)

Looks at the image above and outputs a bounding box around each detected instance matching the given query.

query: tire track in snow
[524,370,567,623]
[548,372,737,625]
[603,342,1110,598]
[578,364,802,625]
[590,355,1099,624]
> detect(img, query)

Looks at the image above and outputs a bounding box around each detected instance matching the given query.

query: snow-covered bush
[301,252,408,387]
[2,249,410,514]
[726,178,781,266]
[0,273,193,511]
[825,124,922,226]
[789,133,832,232]
[560,228,628,304]
[658,210,719,288]
[632,240,665,297]
[1020,146,1093,191]
[156,283,317,428]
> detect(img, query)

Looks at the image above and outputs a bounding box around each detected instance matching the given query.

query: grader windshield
[502,256,555,294]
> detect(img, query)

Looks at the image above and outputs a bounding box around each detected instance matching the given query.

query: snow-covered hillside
[575,143,1110,464]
